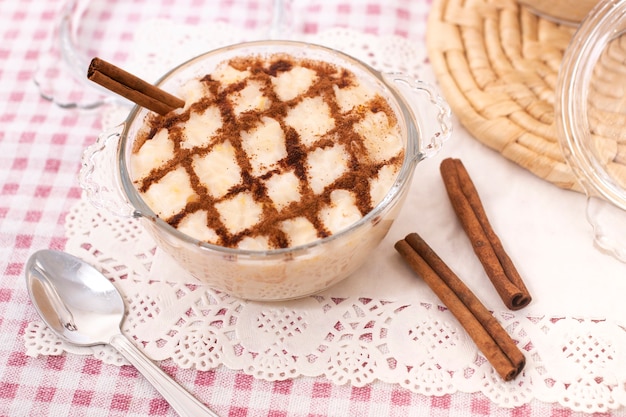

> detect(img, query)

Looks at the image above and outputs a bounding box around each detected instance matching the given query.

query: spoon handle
[110,333,220,417]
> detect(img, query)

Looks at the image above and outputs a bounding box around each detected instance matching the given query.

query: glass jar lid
[556,0,626,261]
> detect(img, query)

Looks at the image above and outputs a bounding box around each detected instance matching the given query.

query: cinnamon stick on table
[440,158,531,310]
[395,233,526,381]
[87,57,184,115]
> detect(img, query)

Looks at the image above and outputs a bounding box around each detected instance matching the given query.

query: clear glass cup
[35,0,291,109]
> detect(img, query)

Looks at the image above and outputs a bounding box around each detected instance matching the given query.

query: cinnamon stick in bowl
[440,158,531,310]
[87,57,184,115]
[395,233,525,381]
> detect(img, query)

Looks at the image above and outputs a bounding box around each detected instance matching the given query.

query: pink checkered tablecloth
[0,0,623,416]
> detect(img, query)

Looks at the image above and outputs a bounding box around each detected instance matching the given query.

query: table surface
[1,0,624,416]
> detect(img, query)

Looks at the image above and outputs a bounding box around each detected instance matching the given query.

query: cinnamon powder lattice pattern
[131,54,404,249]
[427,0,582,191]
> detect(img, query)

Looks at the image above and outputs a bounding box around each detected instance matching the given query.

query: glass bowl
[80,40,452,300]
[556,0,626,262]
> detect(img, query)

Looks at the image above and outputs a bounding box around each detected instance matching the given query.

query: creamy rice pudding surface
[130,53,404,250]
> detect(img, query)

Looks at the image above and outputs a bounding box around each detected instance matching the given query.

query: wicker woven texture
[427,0,581,191]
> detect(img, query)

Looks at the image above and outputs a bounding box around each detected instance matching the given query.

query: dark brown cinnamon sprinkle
[132,53,404,249]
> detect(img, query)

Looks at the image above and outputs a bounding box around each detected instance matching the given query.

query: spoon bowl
[25,249,219,417]
[26,250,124,346]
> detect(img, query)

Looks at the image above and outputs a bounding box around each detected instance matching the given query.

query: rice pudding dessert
[130,53,404,250]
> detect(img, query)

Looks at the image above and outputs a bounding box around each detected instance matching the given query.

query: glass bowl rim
[556,0,626,211]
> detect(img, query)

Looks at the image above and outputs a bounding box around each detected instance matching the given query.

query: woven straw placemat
[427,0,581,191]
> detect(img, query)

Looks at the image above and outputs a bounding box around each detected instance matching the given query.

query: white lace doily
[25,22,626,413]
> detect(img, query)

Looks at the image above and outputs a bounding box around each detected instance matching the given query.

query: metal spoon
[25,249,220,417]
